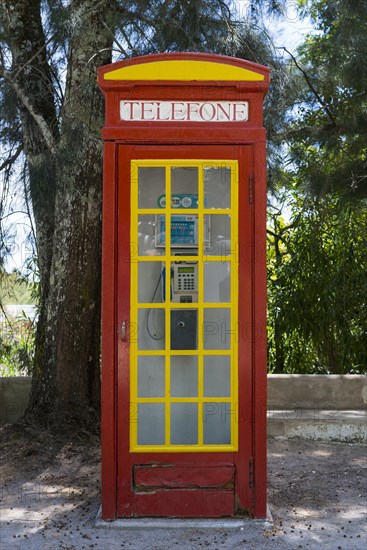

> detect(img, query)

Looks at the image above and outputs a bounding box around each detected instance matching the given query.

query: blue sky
[265,3,314,53]
[230,0,315,53]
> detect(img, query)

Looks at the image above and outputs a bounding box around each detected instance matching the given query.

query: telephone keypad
[172,263,198,303]
[180,273,195,291]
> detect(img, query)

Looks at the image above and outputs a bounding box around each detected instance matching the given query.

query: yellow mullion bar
[164,165,171,446]
[136,397,231,403]
[138,303,197,309]
[231,162,239,450]
[137,208,199,215]
[132,445,237,454]
[132,160,201,167]
[165,353,171,446]
[130,162,139,451]
[137,349,171,356]
[134,159,237,168]
[182,302,231,308]
[137,302,230,309]
[133,159,235,168]
[137,255,233,262]
[138,208,212,214]
[148,301,231,309]
[202,209,231,215]
[137,349,232,356]
[197,163,204,445]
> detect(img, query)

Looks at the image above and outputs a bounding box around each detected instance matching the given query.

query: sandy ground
[0,426,366,550]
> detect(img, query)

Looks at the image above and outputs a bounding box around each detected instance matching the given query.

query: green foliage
[0,270,37,305]
[267,0,367,373]
[267,193,367,373]
[138,0,231,52]
[287,0,367,198]
[0,269,37,376]
[0,311,35,376]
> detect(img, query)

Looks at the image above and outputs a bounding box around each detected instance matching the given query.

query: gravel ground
[0,427,366,550]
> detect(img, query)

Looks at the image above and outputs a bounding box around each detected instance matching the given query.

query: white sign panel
[120,101,249,122]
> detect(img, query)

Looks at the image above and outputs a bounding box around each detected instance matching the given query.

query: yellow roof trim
[104,60,264,82]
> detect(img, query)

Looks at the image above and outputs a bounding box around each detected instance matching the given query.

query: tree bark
[29,1,115,427]
[1,0,115,428]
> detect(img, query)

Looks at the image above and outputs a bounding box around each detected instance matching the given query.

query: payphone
[171,262,198,303]
[154,191,200,349]
[147,259,198,349]
[99,52,270,520]
[160,261,198,303]
[170,260,198,350]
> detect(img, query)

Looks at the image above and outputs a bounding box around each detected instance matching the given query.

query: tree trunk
[1,0,115,429]
[28,1,115,428]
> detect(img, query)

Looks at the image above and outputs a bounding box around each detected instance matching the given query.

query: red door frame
[116,144,253,517]
[99,53,269,520]
[101,138,267,519]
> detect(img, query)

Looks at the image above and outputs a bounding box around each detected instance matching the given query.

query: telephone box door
[117,144,254,517]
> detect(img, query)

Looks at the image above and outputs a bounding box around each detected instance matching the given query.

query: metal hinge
[248,175,254,204]
[249,457,255,488]
[121,320,126,341]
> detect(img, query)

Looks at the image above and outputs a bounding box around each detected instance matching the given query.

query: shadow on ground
[0,423,366,550]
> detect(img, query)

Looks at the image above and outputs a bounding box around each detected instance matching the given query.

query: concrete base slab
[95,504,274,529]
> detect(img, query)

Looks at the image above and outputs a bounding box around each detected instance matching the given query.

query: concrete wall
[0,374,366,427]
[0,376,32,426]
[268,374,367,410]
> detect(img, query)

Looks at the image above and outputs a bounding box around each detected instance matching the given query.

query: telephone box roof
[98,52,270,92]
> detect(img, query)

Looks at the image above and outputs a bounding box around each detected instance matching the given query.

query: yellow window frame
[130,160,239,452]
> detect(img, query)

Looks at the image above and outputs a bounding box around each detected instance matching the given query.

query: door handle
[121,320,126,341]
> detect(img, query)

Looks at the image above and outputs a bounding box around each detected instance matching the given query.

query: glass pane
[171,167,198,209]
[138,356,165,397]
[138,308,165,350]
[171,309,198,350]
[203,308,231,350]
[138,403,165,445]
[170,214,199,248]
[138,167,165,209]
[171,356,198,397]
[204,215,231,256]
[138,215,164,256]
[171,403,198,445]
[171,261,198,304]
[204,166,231,209]
[204,356,230,397]
[138,261,164,303]
[204,261,230,302]
[203,402,231,444]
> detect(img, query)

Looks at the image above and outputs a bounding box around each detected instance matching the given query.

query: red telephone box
[98,53,270,520]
